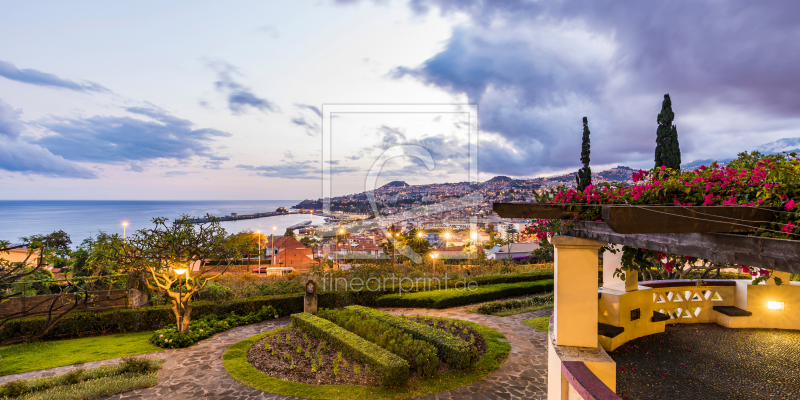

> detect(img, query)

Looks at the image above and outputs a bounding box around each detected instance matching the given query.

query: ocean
[0,200,326,246]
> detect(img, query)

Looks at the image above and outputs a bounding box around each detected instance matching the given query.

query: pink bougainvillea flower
[786,199,796,210]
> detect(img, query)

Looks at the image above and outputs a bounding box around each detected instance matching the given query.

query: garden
[223,306,511,399]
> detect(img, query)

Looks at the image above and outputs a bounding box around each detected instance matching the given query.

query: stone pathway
[11,307,552,399]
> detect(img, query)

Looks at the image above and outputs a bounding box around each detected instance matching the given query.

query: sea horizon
[0,200,325,246]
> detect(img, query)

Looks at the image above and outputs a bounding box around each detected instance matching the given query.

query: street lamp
[417,231,424,256]
[122,222,128,243]
[271,226,277,265]
[256,230,261,272]
[173,267,188,332]
[444,232,451,248]
[338,228,345,264]
[430,253,439,275]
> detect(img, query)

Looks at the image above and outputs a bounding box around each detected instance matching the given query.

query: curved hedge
[375,280,554,309]
[346,305,477,368]
[291,312,409,387]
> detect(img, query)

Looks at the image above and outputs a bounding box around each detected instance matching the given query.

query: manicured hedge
[317,308,438,377]
[290,312,409,387]
[346,305,477,369]
[375,280,554,309]
[1,293,340,342]
[476,293,554,315]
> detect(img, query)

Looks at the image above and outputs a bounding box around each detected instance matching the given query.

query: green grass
[14,372,160,400]
[223,317,510,399]
[0,331,158,376]
[376,280,554,309]
[522,316,550,333]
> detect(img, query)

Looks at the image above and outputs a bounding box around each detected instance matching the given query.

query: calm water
[0,200,326,246]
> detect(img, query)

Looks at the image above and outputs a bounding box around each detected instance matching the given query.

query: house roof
[497,242,540,253]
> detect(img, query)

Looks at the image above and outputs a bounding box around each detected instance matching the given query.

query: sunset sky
[1,1,799,200]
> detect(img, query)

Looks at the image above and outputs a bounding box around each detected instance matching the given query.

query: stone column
[602,245,623,288]
[304,280,318,314]
[552,236,606,348]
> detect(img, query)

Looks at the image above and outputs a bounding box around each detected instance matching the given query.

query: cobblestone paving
[611,323,800,400]
[18,306,550,400]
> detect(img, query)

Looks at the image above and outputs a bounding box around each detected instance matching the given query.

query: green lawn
[522,316,550,333]
[0,331,158,376]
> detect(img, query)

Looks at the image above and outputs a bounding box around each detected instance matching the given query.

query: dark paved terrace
[610,323,800,400]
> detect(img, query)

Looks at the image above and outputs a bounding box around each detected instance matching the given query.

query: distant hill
[486,175,513,183]
[546,166,633,183]
[381,181,408,189]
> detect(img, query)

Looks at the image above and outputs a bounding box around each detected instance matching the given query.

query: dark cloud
[35,106,231,163]
[0,60,109,92]
[0,99,97,178]
[396,1,800,175]
[237,160,358,180]
[207,60,277,115]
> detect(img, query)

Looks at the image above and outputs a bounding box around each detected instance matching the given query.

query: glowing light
[768,301,785,310]
[173,268,188,275]
[122,221,128,227]
[418,232,423,238]
[471,232,478,239]
[430,253,439,259]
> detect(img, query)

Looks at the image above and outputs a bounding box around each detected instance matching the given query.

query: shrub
[119,356,160,375]
[375,280,554,309]
[476,293,554,315]
[318,308,438,377]
[291,312,409,387]
[0,292,337,342]
[346,305,477,369]
[150,305,278,349]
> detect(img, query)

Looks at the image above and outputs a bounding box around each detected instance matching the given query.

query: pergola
[494,203,800,400]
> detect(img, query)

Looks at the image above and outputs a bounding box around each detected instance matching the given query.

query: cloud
[206,60,277,115]
[162,170,197,177]
[0,99,97,178]
[127,163,144,172]
[35,106,231,163]
[203,156,229,169]
[395,1,800,175]
[0,100,24,140]
[254,24,280,38]
[237,160,358,180]
[290,104,321,136]
[0,60,109,92]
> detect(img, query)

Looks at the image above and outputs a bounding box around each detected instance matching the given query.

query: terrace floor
[71,306,553,400]
[611,323,800,400]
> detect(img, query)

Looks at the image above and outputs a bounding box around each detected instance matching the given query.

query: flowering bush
[150,305,278,349]
[526,151,800,284]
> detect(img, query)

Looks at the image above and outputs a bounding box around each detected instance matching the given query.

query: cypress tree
[575,116,592,191]
[654,94,681,169]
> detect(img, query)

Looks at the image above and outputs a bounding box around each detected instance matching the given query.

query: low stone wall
[0,289,146,318]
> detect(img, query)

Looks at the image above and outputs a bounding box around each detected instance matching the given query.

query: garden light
[768,301,785,310]
[173,267,188,275]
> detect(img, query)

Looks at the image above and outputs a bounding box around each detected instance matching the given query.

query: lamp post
[417,231,424,256]
[256,230,261,272]
[430,253,439,275]
[471,231,478,269]
[338,228,344,265]
[271,226,277,265]
[444,232,450,248]
[122,222,128,244]
[387,232,395,266]
[173,267,188,332]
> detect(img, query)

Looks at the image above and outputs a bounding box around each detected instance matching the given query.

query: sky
[1,0,799,200]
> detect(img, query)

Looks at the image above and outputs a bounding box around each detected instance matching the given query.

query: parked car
[252,266,270,273]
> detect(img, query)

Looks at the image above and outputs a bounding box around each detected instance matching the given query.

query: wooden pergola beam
[564,221,800,275]
[493,203,779,234]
